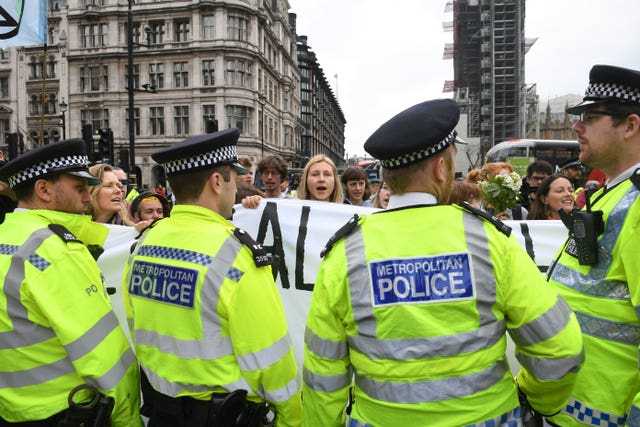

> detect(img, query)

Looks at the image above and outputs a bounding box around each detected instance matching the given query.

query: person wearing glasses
[521,159,554,209]
[546,64,640,426]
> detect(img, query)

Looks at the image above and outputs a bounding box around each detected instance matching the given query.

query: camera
[558,208,604,266]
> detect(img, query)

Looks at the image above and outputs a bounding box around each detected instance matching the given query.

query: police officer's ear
[33,178,54,202]
[207,170,226,196]
[624,113,640,137]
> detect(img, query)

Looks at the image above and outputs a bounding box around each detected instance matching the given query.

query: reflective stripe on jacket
[122,204,301,426]
[549,180,640,426]
[0,210,141,426]
[303,204,583,427]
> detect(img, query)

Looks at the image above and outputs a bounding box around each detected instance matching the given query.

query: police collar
[386,192,437,210]
[604,162,640,190]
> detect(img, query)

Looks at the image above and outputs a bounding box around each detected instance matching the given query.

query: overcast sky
[288,0,640,158]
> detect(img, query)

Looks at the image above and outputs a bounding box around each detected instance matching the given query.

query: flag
[0,0,47,49]
[443,80,456,93]
[442,43,455,60]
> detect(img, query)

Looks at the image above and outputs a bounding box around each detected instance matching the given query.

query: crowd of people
[0,63,639,426]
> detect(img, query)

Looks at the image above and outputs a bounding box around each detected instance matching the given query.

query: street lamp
[258,94,267,157]
[58,98,68,140]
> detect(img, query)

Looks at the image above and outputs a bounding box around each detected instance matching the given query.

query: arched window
[47,56,56,78]
[29,56,42,80]
[42,130,50,145]
[47,93,56,115]
[29,94,40,116]
[51,129,61,143]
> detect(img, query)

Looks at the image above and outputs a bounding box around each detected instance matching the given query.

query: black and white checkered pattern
[379,130,456,169]
[7,155,90,188]
[161,145,237,175]
[585,81,640,103]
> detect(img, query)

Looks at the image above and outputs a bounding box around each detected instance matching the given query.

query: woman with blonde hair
[87,163,134,226]
[297,155,343,203]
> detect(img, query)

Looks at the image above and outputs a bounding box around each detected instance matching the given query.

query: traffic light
[96,128,114,164]
[81,124,94,163]
[206,119,218,134]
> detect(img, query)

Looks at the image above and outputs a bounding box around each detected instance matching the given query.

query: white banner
[103,199,569,376]
[0,1,47,49]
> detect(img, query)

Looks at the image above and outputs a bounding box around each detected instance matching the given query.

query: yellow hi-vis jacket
[123,204,301,426]
[303,204,584,427]
[0,210,141,426]
[548,174,640,427]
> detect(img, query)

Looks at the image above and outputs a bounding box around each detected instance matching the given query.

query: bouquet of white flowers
[479,171,522,215]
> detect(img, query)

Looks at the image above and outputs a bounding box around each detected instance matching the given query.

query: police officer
[559,158,584,193]
[302,99,584,426]
[123,129,301,426]
[0,139,142,426]
[547,65,640,426]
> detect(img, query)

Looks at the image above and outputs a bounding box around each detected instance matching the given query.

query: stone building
[0,0,345,187]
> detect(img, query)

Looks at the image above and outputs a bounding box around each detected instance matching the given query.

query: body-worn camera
[558,208,604,266]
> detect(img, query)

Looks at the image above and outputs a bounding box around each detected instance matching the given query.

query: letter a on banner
[0,0,47,49]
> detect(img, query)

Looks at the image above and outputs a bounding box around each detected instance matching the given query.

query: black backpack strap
[457,202,512,237]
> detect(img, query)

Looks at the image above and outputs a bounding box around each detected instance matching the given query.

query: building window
[173,62,189,88]
[28,56,43,80]
[150,106,165,135]
[80,23,108,48]
[226,105,250,134]
[203,104,216,133]
[81,109,109,131]
[84,0,107,5]
[174,19,190,42]
[0,77,8,99]
[29,94,40,116]
[202,15,215,40]
[0,119,7,144]
[225,59,251,88]
[125,64,140,90]
[46,93,57,115]
[130,22,141,45]
[126,107,140,136]
[174,105,189,135]
[80,65,109,92]
[149,21,165,45]
[227,16,247,41]
[0,49,8,60]
[202,60,215,87]
[149,63,164,89]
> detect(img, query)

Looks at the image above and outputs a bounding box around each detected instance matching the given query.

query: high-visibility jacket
[122,204,301,426]
[0,209,142,426]
[303,203,584,427]
[548,175,640,426]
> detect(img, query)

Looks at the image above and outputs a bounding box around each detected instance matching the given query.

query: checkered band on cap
[379,130,457,169]
[585,81,640,103]
[7,154,90,188]
[161,145,238,175]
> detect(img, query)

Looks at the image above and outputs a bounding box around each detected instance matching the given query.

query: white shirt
[386,192,437,210]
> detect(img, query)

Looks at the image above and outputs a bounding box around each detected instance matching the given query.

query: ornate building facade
[1,0,346,187]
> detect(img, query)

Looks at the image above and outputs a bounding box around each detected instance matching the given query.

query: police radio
[558,204,604,266]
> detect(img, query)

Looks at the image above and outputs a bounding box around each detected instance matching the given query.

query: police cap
[567,64,640,115]
[560,158,582,170]
[0,138,99,190]
[152,128,248,177]
[364,99,466,169]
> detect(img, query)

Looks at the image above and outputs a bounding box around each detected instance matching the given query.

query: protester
[302,98,583,426]
[296,154,343,202]
[547,64,640,426]
[448,179,482,209]
[522,159,554,208]
[257,154,290,198]
[129,190,170,227]
[526,174,574,220]
[574,179,601,209]
[0,158,16,224]
[123,129,301,426]
[341,166,372,206]
[87,163,134,225]
[479,161,528,219]
[236,156,254,189]
[371,180,390,209]
[0,139,141,426]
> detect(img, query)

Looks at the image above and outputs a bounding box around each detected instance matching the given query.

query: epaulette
[48,224,82,244]
[233,228,272,267]
[320,214,360,258]
[631,168,640,191]
[456,202,512,237]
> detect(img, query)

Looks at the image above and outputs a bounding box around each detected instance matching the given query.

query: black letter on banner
[518,222,545,272]
[256,202,290,288]
[295,206,314,291]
